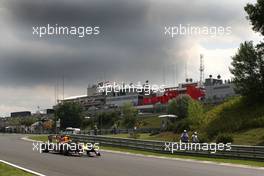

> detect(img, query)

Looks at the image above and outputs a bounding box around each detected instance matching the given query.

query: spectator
[191,132,199,143]
[48,135,53,143]
[112,123,117,134]
[180,130,189,143]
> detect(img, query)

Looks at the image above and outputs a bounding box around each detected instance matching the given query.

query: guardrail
[81,128,160,135]
[70,134,264,161]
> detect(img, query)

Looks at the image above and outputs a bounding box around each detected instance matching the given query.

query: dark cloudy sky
[0,0,262,116]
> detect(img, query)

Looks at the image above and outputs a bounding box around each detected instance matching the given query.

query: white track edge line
[0,160,46,176]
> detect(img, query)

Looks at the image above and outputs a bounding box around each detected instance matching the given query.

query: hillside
[107,97,264,145]
[202,97,264,145]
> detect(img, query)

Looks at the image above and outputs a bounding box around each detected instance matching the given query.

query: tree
[96,111,119,129]
[55,102,84,129]
[122,102,138,129]
[81,118,94,130]
[230,41,264,101]
[43,119,54,130]
[167,95,204,132]
[187,100,204,130]
[8,117,21,126]
[245,0,264,36]
[168,95,192,118]
[20,116,38,127]
[154,102,165,113]
[167,99,177,115]
[245,0,264,70]
[230,0,264,102]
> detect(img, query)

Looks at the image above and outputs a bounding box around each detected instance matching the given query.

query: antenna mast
[185,59,188,80]
[62,75,64,100]
[199,54,205,86]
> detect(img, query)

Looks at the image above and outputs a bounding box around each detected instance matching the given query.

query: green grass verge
[101,146,264,167]
[28,135,49,142]
[106,132,180,141]
[233,128,264,145]
[140,115,161,128]
[107,129,264,145]
[0,162,33,176]
[27,135,264,167]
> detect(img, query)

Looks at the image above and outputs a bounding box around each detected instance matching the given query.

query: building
[87,85,98,96]
[61,82,149,110]
[204,75,236,103]
[59,80,206,114]
[106,94,140,107]
[60,94,106,111]
[0,118,7,132]
[10,111,31,118]
[142,80,205,105]
[45,109,55,114]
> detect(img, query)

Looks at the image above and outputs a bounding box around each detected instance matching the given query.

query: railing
[80,128,160,135]
[70,134,264,161]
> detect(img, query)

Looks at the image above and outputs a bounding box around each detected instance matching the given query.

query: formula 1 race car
[41,135,101,157]
[83,143,101,157]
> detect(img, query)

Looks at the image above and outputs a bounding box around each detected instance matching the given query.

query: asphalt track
[0,134,263,176]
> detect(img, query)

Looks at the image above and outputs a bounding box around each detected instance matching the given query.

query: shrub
[167,95,204,133]
[188,100,204,130]
[168,95,192,118]
[242,117,264,130]
[167,123,177,132]
[173,119,190,133]
[216,133,234,144]
[198,133,209,143]
[122,102,138,128]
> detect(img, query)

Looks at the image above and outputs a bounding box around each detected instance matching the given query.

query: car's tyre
[86,151,92,157]
[63,149,70,156]
[41,143,49,153]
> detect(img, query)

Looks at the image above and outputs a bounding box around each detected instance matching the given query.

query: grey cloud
[0,0,259,115]
[0,0,252,87]
[1,0,181,86]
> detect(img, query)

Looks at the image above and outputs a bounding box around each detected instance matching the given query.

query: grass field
[0,162,33,176]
